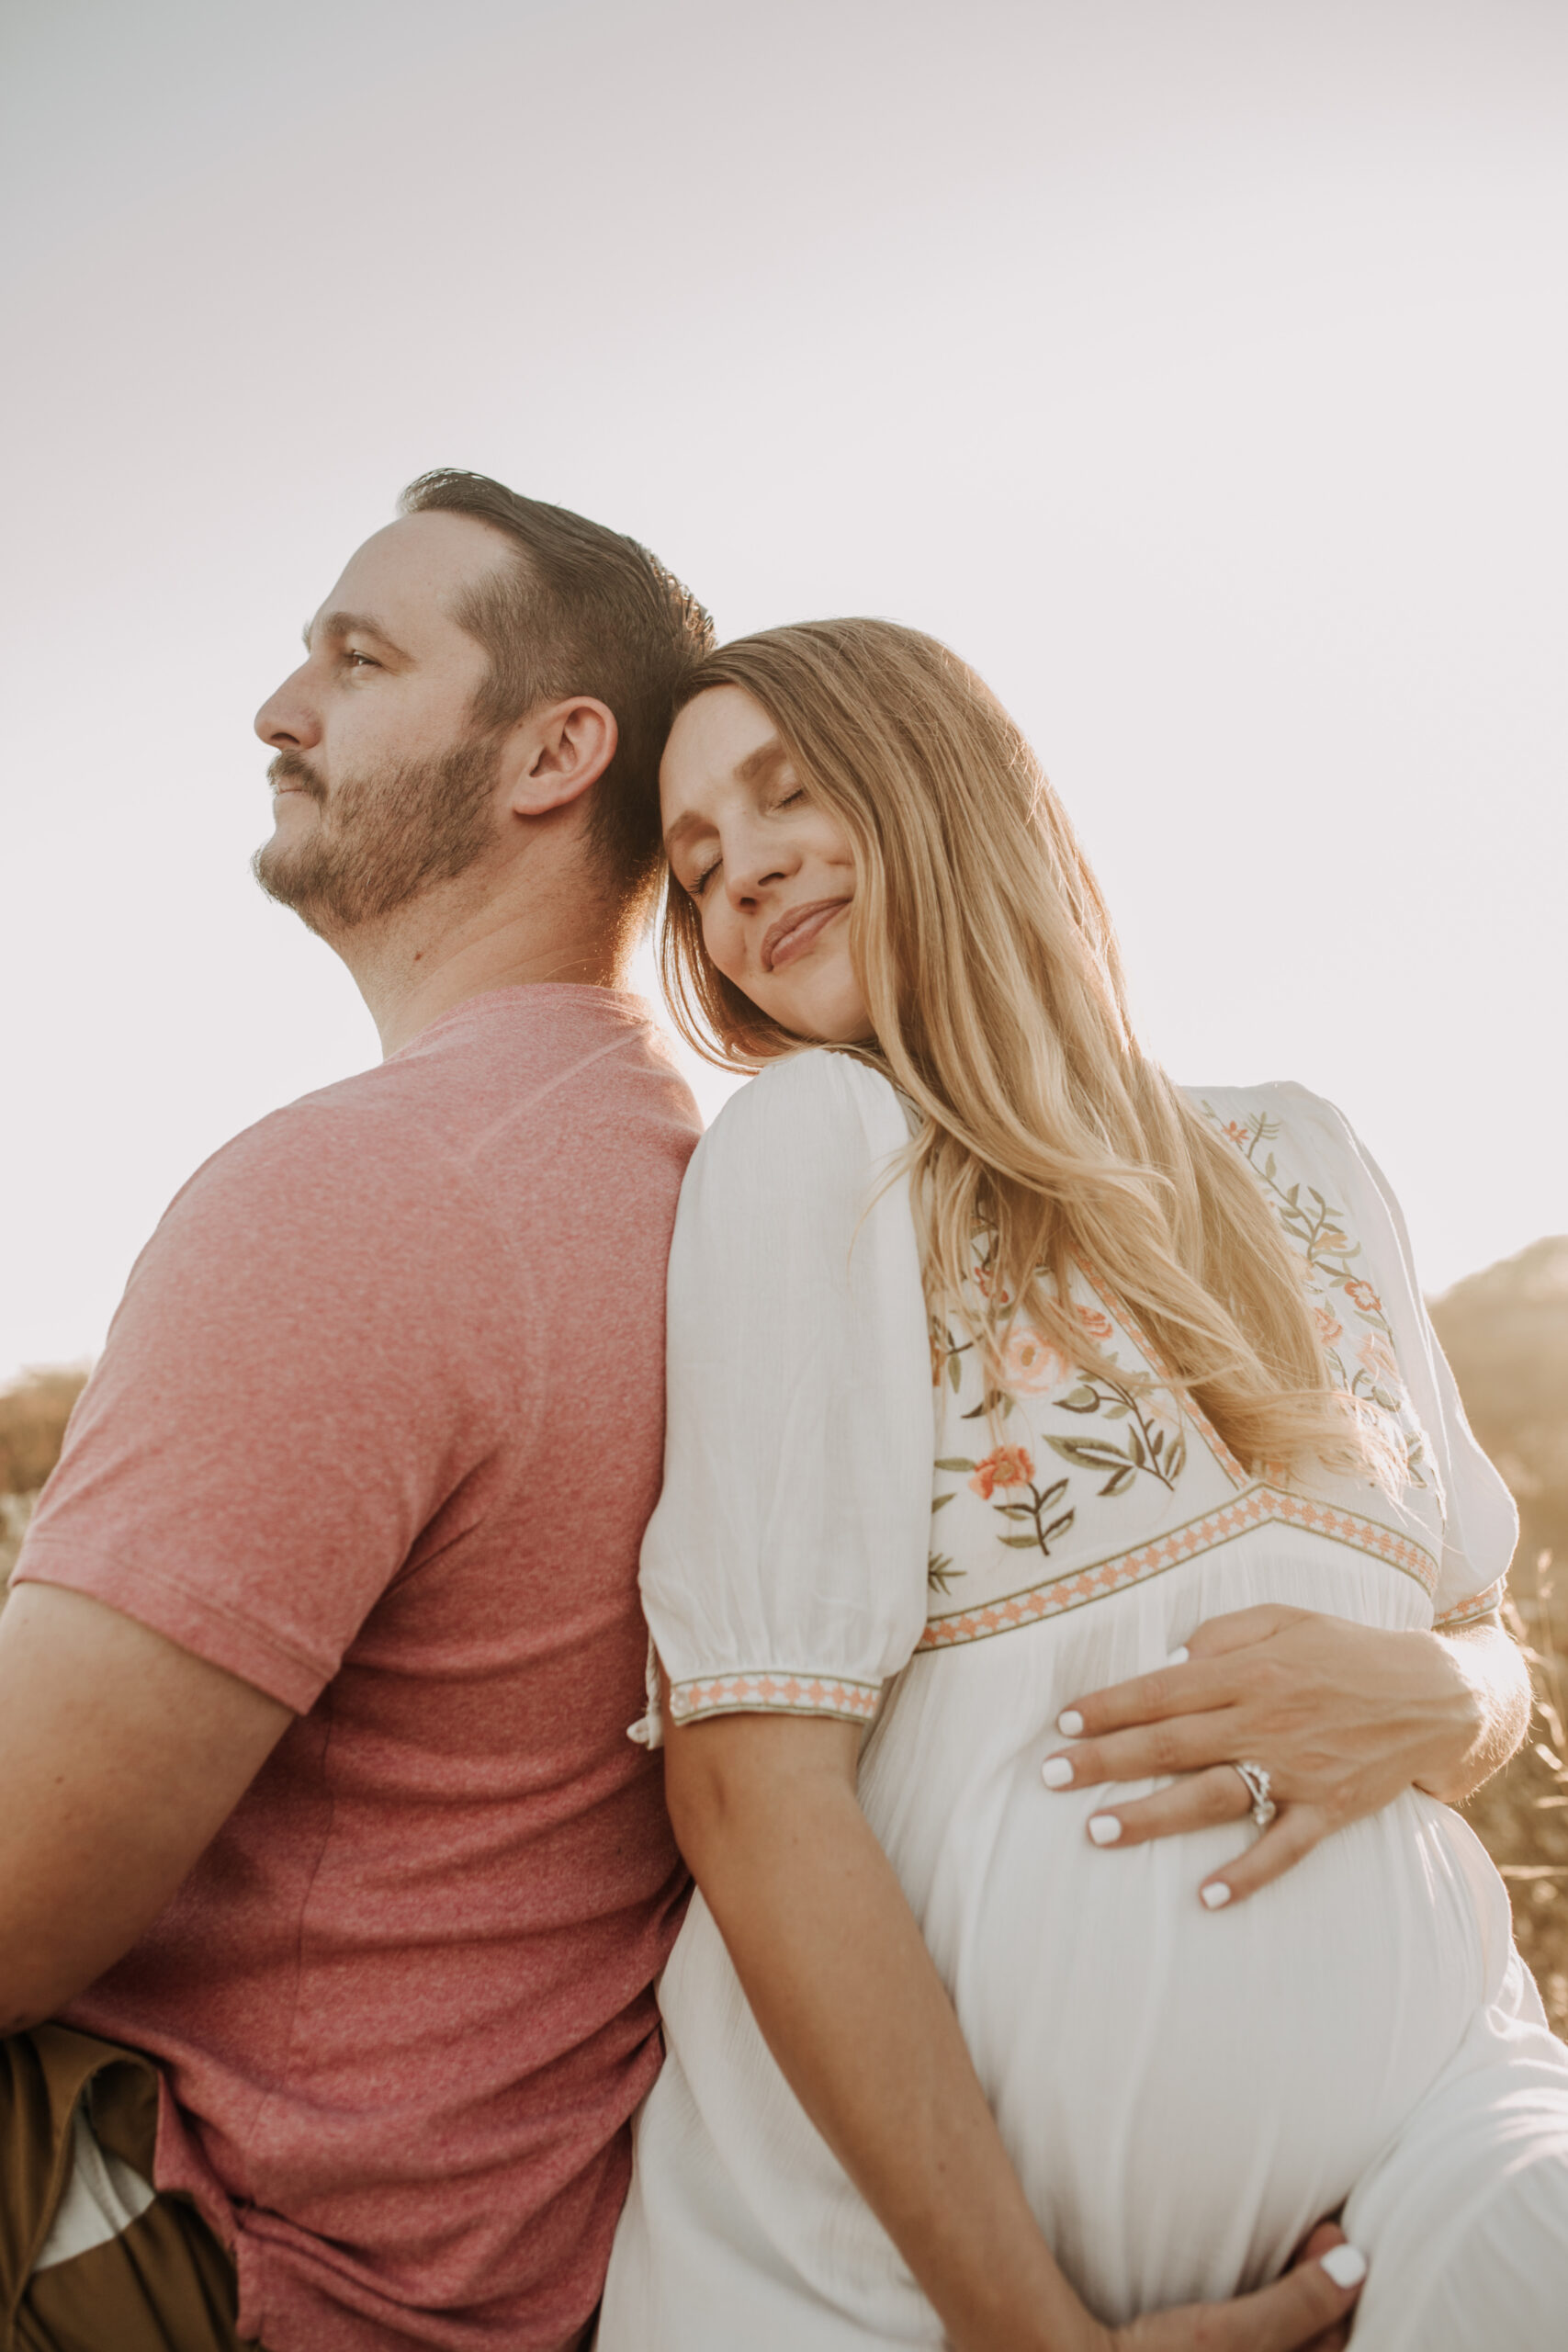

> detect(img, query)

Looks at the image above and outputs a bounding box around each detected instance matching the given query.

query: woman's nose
[726,831,796,906]
[254,662,321,751]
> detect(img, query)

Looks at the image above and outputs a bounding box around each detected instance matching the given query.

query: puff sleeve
[639,1050,935,1730]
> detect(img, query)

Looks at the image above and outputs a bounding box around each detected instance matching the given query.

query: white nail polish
[1088,1815,1122,1846]
[1168,1645,1190,1664]
[1201,1881,1232,1910]
[1319,2245,1369,2290]
[1041,1755,1074,1789]
[1056,1709,1084,1737]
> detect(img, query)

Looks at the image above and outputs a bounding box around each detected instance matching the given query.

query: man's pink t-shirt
[16,986,701,2352]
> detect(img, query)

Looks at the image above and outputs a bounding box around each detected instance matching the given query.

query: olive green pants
[0,2027,254,2352]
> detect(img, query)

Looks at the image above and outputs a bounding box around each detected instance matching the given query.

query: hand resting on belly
[1039,1602,1529,1905]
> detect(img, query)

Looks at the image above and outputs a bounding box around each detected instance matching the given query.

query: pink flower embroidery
[1344,1277,1383,1315]
[1142,1386,1184,1436]
[1076,1306,1114,1342]
[972,1266,1013,1306]
[1001,1327,1069,1396]
[1223,1120,1251,1146]
[1314,1306,1343,1346]
[970,1444,1035,1500]
[1357,1330,1401,1386]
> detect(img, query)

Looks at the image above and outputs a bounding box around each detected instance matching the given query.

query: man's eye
[345,650,379,670]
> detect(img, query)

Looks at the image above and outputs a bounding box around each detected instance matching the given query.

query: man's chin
[252,842,337,937]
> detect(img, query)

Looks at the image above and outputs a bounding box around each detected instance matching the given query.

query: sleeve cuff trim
[668,1669,883,1727]
[1435,1579,1506,1633]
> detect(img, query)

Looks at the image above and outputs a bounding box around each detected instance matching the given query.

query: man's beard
[253,736,503,936]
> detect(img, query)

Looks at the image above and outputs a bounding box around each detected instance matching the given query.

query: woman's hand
[1098,2224,1364,2352]
[1039,1603,1529,1906]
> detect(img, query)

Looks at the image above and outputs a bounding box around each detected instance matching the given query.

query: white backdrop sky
[2,0,1564,1382]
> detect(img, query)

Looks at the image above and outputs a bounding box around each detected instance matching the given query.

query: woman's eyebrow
[662,808,707,855]
[734,739,788,786]
[662,740,790,854]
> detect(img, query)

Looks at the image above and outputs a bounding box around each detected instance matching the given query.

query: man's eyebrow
[301,610,410,659]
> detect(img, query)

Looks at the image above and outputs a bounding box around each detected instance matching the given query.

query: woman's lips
[761,898,851,972]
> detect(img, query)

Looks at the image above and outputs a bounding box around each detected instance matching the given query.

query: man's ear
[502,695,618,818]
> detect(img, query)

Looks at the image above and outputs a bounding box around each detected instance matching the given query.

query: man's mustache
[268,751,328,803]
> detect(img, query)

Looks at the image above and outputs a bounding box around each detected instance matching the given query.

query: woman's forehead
[661,686,785,813]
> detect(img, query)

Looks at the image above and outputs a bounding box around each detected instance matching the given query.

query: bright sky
[2,0,1563,1382]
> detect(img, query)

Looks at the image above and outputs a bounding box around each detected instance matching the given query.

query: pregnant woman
[600,620,1568,2349]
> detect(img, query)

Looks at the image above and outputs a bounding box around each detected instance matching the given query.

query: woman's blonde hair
[660,617,1386,1485]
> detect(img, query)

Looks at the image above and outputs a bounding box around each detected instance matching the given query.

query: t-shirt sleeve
[13,1101,516,1711]
[1272,1083,1517,1630]
[639,1051,934,1731]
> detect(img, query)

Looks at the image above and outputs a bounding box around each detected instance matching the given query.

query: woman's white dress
[599,1053,1568,2350]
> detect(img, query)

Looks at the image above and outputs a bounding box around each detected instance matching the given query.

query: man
[0,471,712,2351]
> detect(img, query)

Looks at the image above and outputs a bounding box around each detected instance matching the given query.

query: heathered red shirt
[16,986,700,2352]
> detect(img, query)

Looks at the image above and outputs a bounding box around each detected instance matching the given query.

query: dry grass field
[1434,1237,1568,2039]
[2,1247,1565,2039]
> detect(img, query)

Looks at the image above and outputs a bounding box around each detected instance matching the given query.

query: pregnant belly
[925,1764,1499,2326]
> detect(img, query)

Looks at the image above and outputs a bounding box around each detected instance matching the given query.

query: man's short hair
[399,469,714,910]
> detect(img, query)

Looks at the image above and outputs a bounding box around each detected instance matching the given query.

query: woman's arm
[1039,1605,1530,1905]
[666,1700,1366,2352]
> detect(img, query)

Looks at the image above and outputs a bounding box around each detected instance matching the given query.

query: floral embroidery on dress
[932,1443,1077,1563]
[927,1275,1193,1585]
[1201,1103,1430,1489]
[917,1099,1447,1653]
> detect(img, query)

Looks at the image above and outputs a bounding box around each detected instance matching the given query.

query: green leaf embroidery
[1044,1435,1134,1474]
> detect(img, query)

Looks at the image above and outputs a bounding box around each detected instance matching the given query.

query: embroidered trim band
[1434,1579,1506,1633]
[917,1483,1441,1654]
[668,1670,884,1726]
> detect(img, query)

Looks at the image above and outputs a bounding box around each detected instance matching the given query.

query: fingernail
[1041,1755,1074,1789]
[1056,1708,1085,1737]
[1201,1881,1232,1910]
[1319,2245,1368,2290]
[1168,1645,1190,1664]
[1088,1814,1122,1846]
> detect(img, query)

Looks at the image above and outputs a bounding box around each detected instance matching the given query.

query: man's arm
[1039,1605,1529,1906]
[0,1581,291,2033]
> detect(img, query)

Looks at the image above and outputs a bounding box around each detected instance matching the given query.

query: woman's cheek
[703,907,747,993]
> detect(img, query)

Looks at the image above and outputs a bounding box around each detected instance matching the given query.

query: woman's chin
[756,981,873,1048]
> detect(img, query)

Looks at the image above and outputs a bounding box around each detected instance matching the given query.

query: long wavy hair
[660,617,1388,1485]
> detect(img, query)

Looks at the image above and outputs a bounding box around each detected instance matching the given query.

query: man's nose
[254,662,321,752]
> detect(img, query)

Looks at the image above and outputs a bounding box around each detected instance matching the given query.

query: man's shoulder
[168,1069,454,1232]
[369,987,700,1165]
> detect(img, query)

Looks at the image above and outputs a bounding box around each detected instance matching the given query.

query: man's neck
[330,854,642,1059]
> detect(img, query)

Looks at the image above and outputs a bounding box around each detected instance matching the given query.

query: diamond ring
[1232,1759,1277,1829]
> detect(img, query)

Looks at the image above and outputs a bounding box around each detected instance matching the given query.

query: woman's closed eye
[682,786,807,896]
